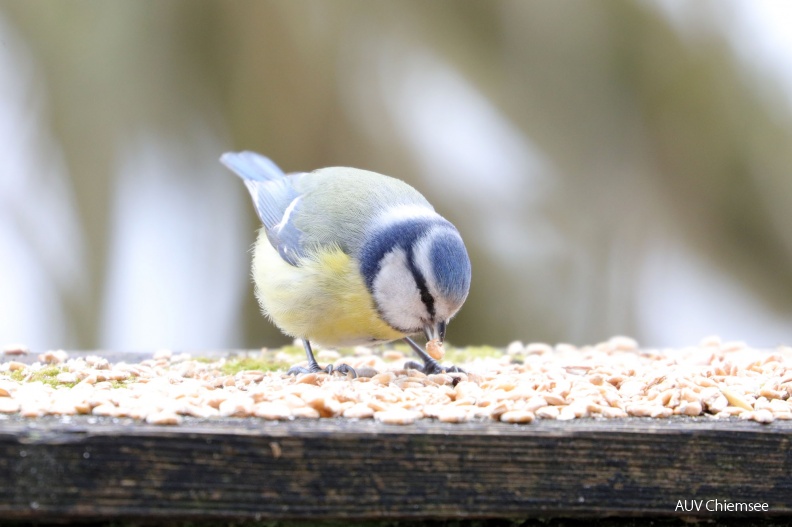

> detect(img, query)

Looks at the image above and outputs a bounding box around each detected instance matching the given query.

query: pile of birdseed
[1,336,791,426]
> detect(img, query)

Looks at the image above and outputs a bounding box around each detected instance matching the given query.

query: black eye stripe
[407,244,435,319]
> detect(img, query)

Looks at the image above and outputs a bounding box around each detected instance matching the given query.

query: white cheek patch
[372,247,427,332]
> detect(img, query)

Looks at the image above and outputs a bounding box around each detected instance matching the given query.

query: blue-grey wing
[221,151,307,266]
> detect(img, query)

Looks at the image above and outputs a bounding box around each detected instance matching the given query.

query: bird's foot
[404,360,465,376]
[288,363,357,378]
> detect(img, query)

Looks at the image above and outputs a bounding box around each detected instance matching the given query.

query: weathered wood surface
[0,415,790,522]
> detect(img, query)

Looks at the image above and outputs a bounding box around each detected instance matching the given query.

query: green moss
[387,342,414,355]
[278,344,304,356]
[192,356,218,364]
[27,365,67,387]
[110,376,138,389]
[6,365,139,389]
[444,345,503,363]
[220,356,289,375]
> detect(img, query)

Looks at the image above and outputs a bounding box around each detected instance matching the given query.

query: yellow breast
[251,230,406,347]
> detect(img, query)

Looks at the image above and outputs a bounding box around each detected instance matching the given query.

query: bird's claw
[326,363,358,378]
[287,363,357,378]
[404,360,465,375]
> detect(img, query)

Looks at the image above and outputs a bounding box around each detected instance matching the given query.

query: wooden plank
[0,415,789,521]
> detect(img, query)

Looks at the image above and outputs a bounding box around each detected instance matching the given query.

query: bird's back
[293,167,434,256]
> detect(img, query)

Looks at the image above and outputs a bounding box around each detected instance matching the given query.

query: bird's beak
[424,321,447,344]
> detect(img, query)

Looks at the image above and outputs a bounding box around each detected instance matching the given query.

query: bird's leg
[403,337,464,375]
[287,339,323,374]
[287,339,357,378]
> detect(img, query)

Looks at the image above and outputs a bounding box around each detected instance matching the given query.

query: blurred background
[2,0,792,352]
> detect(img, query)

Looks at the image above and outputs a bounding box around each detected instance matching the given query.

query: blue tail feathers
[220,151,285,182]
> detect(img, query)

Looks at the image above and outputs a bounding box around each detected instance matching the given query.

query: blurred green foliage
[2,0,792,349]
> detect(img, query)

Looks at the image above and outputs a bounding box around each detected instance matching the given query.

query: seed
[56,372,78,384]
[180,404,218,418]
[754,397,771,411]
[608,336,638,351]
[722,341,746,352]
[291,406,320,419]
[0,398,20,414]
[650,406,673,418]
[375,408,421,425]
[751,409,775,424]
[4,339,792,427]
[719,387,753,411]
[218,398,254,417]
[7,362,25,372]
[619,380,645,398]
[769,399,790,414]
[556,406,577,420]
[145,411,182,425]
[153,349,173,361]
[47,400,79,416]
[603,391,623,409]
[296,373,319,385]
[372,372,395,385]
[599,407,628,418]
[74,402,91,414]
[680,388,699,402]
[677,401,703,416]
[487,402,510,419]
[719,406,748,416]
[759,386,785,400]
[436,406,470,423]
[555,343,577,353]
[305,396,341,418]
[699,335,722,347]
[454,381,482,400]
[253,402,292,420]
[2,343,29,356]
[426,339,445,360]
[625,404,654,417]
[525,343,553,355]
[543,393,566,406]
[692,376,716,388]
[523,396,548,412]
[397,380,425,390]
[92,404,120,417]
[38,350,68,364]
[535,406,559,419]
[382,350,404,362]
[500,410,535,424]
[427,373,453,386]
[343,403,375,419]
[85,356,110,370]
[19,405,45,418]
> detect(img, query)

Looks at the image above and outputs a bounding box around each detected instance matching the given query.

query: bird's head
[359,207,471,342]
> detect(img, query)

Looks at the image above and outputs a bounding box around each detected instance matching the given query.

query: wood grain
[1,416,790,521]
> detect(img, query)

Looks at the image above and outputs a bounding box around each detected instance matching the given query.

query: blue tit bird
[221,151,471,376]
